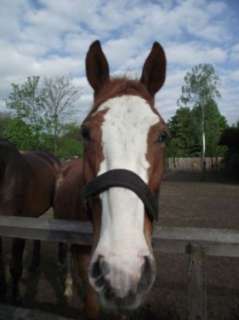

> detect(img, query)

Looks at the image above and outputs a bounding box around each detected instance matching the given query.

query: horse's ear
[86,40,110,93]
[140,42,166,97]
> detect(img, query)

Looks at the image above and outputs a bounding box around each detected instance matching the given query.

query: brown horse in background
[54,40,168,319]
[54,158,93,311]
[0,139,60,302]
[54,159,87,268]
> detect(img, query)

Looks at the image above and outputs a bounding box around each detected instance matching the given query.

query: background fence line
[167,157,224,172]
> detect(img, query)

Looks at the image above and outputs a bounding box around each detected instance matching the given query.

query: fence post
[64,242,73,302]
[187,244,207,320]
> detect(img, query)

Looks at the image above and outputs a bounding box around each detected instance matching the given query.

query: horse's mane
[32,151,61,168]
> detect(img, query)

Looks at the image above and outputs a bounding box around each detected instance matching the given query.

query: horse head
[81,40,168,310]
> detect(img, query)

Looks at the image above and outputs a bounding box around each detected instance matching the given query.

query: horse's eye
[157,131,168,143]
[80,125,91,141]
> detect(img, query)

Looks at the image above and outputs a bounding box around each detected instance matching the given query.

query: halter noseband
[81,169,159,221]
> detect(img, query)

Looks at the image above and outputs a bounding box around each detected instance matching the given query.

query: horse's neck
[2,152,30,200]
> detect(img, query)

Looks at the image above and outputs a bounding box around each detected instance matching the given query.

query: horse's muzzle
[89,254,156,310]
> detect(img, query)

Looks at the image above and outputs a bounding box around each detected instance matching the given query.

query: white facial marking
[90,95,160,296]
[98,95,159,180]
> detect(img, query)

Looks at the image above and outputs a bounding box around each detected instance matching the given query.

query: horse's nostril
[91,255,103,279]
[143,256,151,274]
[90,256,112,291]
[100,259,110,275]
[90,255,110,287]
[138,256,153,293]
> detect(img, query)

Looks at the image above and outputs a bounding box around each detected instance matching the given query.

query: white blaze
[91,95,160,296]
[95,95,159,254]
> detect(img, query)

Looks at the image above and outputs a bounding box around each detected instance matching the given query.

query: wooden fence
[167,157,224,172]
[1,216,239,320]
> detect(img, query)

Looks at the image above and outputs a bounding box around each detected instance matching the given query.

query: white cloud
[228,69,239,81]
[230,44,239,62]
[129,0,230,44]
[156,69,186,121]
[0,100,6,111]
[166,42,227,65]
[64,32,98,58]
[0,0,238,125]
[104,38,144,70]
[34,56,83,77]
[0,41,83,101]
[0,0,30,41]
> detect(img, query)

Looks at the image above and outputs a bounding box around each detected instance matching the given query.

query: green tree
[168,107,196,157]
[42,76,80,153]
[191,99,227,157]
[6,76,45,148]
[234,121,239,128]
[0,112,11,138]
[0,112,36,150]
[220,127,239,177]
[55,122,83,159]
[178,64,223,167]
[179,64,220,107]
[3,118,35,150]
[5,76,81,153]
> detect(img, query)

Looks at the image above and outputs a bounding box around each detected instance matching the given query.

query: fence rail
[1,216,239,257]
[1,216,239,320]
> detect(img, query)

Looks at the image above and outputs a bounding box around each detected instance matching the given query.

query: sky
[0,0,239,124]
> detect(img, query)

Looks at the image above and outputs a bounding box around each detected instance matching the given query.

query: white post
[201,102,206,179]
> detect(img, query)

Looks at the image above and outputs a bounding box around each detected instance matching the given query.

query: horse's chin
[99,292,142,312]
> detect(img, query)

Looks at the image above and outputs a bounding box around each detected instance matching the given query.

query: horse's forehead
[97,95,160,133]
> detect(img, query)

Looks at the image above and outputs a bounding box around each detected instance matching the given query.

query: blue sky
[0,0,238,124]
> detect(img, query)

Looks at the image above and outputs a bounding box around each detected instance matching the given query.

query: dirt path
[150,171,239,320]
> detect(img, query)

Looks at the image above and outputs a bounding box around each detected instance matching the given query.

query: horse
[54,40,168,319]
[0,139,61,302]
[54,159,86,267]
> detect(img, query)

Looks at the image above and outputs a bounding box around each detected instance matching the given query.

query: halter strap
[81,169,158,221]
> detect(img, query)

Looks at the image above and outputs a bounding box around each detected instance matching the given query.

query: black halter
[81,169,159,221]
